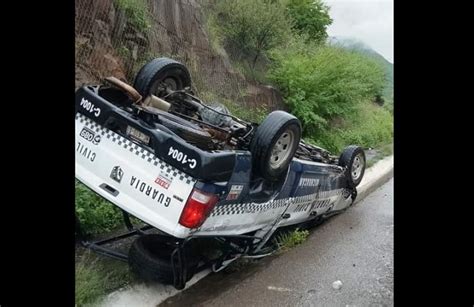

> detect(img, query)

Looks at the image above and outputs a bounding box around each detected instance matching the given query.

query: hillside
[328,36,393,99]
[75,0,285,113]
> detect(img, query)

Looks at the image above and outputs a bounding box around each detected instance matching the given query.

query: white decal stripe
[210,189,345,216]
[76,113,195,184]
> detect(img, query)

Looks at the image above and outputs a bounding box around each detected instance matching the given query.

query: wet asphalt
[160,177,394,307]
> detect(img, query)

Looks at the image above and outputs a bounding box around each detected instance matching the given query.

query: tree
[286,0,333,44]
[213,0,291,69]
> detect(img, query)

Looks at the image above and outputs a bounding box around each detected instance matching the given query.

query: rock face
[75,0,285,110]
[75,0,127,85]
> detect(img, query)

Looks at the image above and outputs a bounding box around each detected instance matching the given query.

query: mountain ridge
[328,36,393,99]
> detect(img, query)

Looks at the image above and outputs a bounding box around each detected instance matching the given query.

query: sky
[324,0,393,63]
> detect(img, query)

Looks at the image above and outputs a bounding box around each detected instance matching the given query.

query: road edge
[355,155,393,204]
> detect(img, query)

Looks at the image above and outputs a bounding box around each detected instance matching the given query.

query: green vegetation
[206,0,291,79]
[75,250,131,306]
[268,44,392,152]
[274,228,310,251]
[225,101,268,124]
[286,0,332,44]
[112,0,154,81]
[199,91,269,123]
[366,143,393,168]
[114,0,151,32]
[329,37,393,101]
[75,180,123,235]
[75,180,145,236]
[269,45,385,133]
[383,96,394,114]
[205,0,393,154]
[75,181,146,305]
[304,99,393,153]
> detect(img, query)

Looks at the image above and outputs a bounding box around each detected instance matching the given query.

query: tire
[133,58,192,98]
[338,145,366,188]
[250,111,301,181]
[128,234,198,284]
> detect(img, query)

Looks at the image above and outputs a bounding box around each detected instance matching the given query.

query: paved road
[161,177,394,307]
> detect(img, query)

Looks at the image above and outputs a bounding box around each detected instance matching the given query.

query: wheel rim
[269,129,295,169]
[151,77,179,97]
[162,77,178,90]
[351,153,365,181]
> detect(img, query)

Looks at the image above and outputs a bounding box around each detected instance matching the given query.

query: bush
[268,45,386,137]
[114,0,151,32]
[383,96,394,114]
[75,180,123,235]
[308,103,394,153]
[209,0,291,69]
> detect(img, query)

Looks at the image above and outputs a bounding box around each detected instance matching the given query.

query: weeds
[75,180,145,236]
[366,143,393,168]
[274,228,310,252]
[114,0,151,33]
[75,250,131,306]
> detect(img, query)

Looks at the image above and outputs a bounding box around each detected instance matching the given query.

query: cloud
[324,0,393,63]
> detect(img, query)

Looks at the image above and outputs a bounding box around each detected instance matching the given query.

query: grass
[74,183,146,305]
[273,228,310,252]
[76,180,145,236]
[75,250,132,306]
[366,142,393,168]
[233,60,269,84]
[202,1,226,57]
[114,0,151,33]
[198,91,269,124]
[75,180,124,236]
[223,101,268,124]
[309,102,394,154]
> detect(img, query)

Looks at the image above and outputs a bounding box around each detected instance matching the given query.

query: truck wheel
[250,111,301,181]
[338,145,366,187]
[128,234,198,284]
[133,58,192,98]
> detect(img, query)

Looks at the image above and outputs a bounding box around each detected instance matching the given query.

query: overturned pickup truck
[75,58,366,289]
